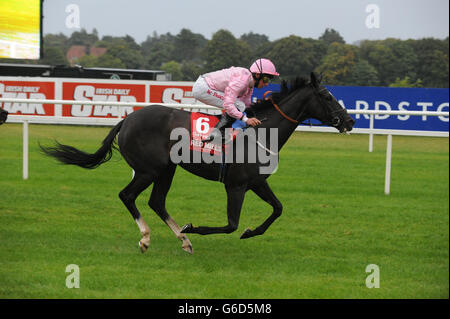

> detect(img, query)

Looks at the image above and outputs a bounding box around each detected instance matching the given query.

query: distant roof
[0,63,166,80]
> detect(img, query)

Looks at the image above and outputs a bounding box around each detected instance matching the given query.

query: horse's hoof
[139,240,149,253]
[180,223,193,233]
[240,228,253,239]
[182,244,194,254]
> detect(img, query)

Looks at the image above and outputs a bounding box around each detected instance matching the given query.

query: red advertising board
[0,80,55,116]
[150,84,196,104]
[62,82,146,117]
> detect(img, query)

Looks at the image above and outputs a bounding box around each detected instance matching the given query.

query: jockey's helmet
[249,58,279,77]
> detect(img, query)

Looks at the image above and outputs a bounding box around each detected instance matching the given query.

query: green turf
[0,123,448,298]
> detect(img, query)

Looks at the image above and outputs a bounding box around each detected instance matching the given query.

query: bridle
[263,86,346,128]
[263,91,299,124]
[310,87,347,128]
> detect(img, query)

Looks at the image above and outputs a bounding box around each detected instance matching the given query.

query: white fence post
[23,120,29,180]
[384,134,392,195]
[369,114,374,152]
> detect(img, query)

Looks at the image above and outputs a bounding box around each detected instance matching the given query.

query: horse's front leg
[240,180,282,239]
[181,184,247,235]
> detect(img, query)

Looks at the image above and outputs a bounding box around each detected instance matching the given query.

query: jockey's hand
[246,117,261,127]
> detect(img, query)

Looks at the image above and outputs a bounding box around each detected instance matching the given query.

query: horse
[40,72,355,254]
[0,108,8,125]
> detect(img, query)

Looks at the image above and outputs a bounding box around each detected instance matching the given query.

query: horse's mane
[250,77,309,114]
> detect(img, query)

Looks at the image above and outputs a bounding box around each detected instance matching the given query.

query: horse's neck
[268,90,310,151]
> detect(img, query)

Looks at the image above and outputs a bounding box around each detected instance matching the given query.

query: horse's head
[305,72,355,133]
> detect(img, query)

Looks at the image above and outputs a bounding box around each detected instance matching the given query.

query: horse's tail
[40,120,124,169]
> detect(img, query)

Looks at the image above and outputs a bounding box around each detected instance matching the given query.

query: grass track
[0,123,448,298]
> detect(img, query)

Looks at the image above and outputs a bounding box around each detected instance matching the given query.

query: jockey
[192,58,279,142]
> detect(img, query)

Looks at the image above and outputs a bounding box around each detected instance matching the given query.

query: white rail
[1,98,448,195]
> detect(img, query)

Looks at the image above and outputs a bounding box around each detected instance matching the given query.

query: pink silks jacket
[203,67,254,120]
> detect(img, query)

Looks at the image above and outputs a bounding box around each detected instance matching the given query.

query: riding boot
[202,113,235,143]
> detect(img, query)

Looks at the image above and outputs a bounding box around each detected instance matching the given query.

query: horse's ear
[318,72,323,84]
[310,72,319,88]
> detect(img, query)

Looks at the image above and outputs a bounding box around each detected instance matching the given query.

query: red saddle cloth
[190,112,235,156]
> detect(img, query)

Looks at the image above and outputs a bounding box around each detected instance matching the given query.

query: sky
[43,0,449,44]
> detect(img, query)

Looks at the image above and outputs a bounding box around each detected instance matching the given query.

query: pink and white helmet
[249,58,279,76]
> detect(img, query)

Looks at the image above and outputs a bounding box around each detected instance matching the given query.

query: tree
[67,28,98,48]
[389,76,423,88]
[161,61,183,81]
[349,59,379,86]
[315,42,359,85]
[264,36,327,79]
[319,28,345,46]
[173,29,207,63]
[409,38,449,87]
[360,39,419,86]
[203,29,251,72]
[40,47,66,65]
[43,33,69,52]
[240,32,270,52]
[180,61,203,81]
[141,32,176,69]
[78,53,125,69]
[107,41,145,69]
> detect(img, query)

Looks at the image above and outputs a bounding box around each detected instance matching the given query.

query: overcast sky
[43,0,449,44]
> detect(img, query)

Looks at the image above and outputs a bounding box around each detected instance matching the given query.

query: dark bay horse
[0,108,8,125]
[40,73,355,254]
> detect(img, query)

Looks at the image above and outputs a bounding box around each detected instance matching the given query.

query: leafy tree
[240,32,270,52]
[389,76,423,88]
[77,54,97,67]
[161,61,183,81]
[106,42,145,69]
[360,39,419,86]
[40,47,66,65]
[180,61,203,81]
[203,29,251,72]
[409,38,449,87]
[141,32,176,69]
[264,36,326,79]
[348,59,379,86]
[315,42,359,85]
[78,53,125,69]
[173,29,207,63]
[67,28,98,48]
[319,28,345,46]
[43,33,69,52]
[4,27,448,88]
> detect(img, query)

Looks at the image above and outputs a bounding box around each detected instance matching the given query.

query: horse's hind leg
[119,173,154,253]
[149,164,193,254]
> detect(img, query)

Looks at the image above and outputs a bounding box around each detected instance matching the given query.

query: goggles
[262,74,274,84]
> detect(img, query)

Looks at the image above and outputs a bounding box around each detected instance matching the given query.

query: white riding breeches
[192,76,246,113]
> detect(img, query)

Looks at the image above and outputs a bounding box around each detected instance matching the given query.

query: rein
[262,86,346,128]
[263,91,299,124]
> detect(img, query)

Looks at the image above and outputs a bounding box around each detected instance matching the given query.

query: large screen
[0,0,42,59]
